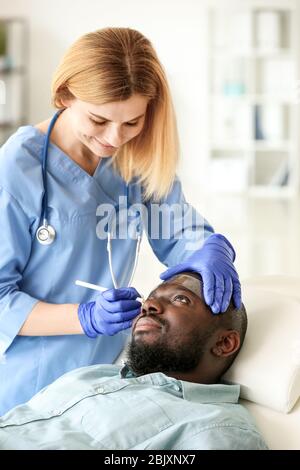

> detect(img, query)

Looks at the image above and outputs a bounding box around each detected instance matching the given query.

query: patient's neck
[164,365,219,385]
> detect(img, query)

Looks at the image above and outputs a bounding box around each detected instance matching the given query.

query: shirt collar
[120,363,136,379]
[120,363,240,404]
[181,380,240,404]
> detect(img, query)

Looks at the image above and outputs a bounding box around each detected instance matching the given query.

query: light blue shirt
[0,125,214,415]
[0,364,268,450]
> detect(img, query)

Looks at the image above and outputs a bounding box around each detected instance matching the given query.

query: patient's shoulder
[209,403,268,450]
[189,424,268,450]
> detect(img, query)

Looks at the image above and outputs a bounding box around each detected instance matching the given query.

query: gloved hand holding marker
[75,280,144,338]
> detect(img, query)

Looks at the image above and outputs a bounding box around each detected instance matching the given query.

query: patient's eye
[173,294,190,304]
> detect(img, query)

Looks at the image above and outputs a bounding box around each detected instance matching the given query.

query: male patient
[0,272,267,450]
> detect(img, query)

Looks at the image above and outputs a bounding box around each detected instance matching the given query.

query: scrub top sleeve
[144,177,214,268]
[0,187,39,355]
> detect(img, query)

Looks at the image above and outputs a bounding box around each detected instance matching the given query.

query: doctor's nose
[141,298,164,316]
[103,126,124,147]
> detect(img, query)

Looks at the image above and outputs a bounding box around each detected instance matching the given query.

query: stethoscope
[106,188,143,288]
[35,110,61,246]
[36,109,143,288]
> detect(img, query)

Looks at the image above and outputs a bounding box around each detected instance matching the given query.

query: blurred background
[1,0,300,297]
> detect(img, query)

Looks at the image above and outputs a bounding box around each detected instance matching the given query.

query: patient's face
[128,273,217,375]
[133,273,211,339]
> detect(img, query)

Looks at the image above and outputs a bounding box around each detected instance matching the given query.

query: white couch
[238,276,300,450]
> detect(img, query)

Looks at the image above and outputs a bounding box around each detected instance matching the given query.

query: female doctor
[0,27,241,415]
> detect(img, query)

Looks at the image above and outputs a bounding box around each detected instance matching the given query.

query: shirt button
[174,385,181,392]
[96,387,105,393]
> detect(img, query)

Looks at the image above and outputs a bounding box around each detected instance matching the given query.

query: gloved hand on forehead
[78,287,142,337]
[159,233,241,314]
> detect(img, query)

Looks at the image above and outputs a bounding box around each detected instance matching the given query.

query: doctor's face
[67,94,149,157]
[129,273,218,375]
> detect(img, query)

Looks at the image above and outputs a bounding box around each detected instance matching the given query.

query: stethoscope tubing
[41,109,63,224]
[37,110,143,287]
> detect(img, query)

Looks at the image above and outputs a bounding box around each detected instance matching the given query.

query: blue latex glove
[160,233,241,314]
[78,287,142,338]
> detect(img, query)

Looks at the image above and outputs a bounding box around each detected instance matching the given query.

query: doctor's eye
[90,119,106,126]
[173,294,190,304]
[125,122,139,127]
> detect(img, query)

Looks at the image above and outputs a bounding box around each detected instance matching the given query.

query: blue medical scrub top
[0,125,213,415]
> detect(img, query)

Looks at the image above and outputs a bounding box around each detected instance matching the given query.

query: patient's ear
[211,330,240,358]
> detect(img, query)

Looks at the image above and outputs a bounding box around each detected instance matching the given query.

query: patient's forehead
[154,273,203,299]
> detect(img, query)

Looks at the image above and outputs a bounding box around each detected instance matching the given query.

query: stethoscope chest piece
[35,110,62,247]
[36,223,56,245]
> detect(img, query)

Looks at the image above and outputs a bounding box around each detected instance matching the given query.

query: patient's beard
[126,327,215,376]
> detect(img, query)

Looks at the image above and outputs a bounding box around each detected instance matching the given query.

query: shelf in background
[207,2,299,198]
[0,120,25,129]
[0,17,28,146]
[211,94,295,104]
[0,66,26,75]
[248,185,294,198]
[211,142,292,152]
[211,48,294,59]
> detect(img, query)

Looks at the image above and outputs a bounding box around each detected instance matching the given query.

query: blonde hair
[51,27,179,201]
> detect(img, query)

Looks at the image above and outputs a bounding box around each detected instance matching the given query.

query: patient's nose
[142,298,164,316]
